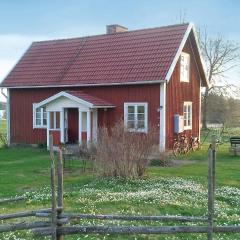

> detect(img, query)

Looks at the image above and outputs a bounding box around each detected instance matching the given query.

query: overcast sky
[0,0,239,101]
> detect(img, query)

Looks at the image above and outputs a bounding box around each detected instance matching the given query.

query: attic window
[180,52,190,82]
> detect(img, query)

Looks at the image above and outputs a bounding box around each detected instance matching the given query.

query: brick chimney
[106,24,128,34]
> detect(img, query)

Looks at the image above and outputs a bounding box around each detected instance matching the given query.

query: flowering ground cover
[0,134,240,239]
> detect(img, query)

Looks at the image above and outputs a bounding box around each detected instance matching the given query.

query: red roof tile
[1,23,190,88]
[66,91,114,107]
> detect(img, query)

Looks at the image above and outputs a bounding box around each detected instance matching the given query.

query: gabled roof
[1,23,208,88]
[35,91,115,109]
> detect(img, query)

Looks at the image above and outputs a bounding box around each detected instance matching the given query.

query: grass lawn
[0,125,240,239]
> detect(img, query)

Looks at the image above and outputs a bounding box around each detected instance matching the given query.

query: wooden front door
[67,108,79,143]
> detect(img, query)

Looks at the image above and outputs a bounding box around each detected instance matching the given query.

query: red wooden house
[0,23,208,150]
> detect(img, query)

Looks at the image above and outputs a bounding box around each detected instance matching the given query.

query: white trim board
[34,91,115,109]
[165,23,208,85]
[159,83,166,152]
[2,80,166,89]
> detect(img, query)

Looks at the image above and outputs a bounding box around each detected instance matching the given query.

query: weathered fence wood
[50,134,57,240]
[207,135,216,240]
[63,213,208,222]
[33,225,240,236]
[0,196,26,204]
[0,208,62,221]
[57,145,64,240]
[0,221,50,233]
[33,225,210,236]
[0,209,51,221]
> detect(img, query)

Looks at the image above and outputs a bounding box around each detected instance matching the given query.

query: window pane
[137,120,145,129]
[127,121,135,129]
[128,106,134,114]
[43,119,47,126]
[36,112,41,119]
[137,106,144,114]
[36,108,41,113]
[56,112,60,129]
[36,119,41,125]
[137,113,145,121]
[128,113,135,121]
[50,112,54,129]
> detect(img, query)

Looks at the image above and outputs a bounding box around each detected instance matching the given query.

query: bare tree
[199,29,240,129]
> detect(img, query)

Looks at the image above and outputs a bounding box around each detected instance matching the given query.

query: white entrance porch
[33,91,114,148]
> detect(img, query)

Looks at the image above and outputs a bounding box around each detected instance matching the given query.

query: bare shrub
[93,121,157,178]
[0,133,8,148]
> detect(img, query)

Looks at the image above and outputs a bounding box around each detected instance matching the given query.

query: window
[124,103,148,132]
[183,102,192,130]
[180,52,190,82]
[50,111,60,130]
[33,106,47,128]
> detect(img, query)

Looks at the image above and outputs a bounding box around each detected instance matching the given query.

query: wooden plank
[0,221,50,233]
[64,213,208,222]
[0,208,61,221]
[57,146,64,240]
[34,225,210,236]
[49,134,57,240]
[0,196,26,204]
[33,225,240,236]
[207,135,216,240]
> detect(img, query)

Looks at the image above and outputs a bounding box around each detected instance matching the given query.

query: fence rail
[1,135,240,240]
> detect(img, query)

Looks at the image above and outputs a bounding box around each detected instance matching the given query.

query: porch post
[47,111,50,148]
[78,109,83,145]
[86,110,91,144]
[60,109,64,143]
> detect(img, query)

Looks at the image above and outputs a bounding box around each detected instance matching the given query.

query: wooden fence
[0,135,240,240]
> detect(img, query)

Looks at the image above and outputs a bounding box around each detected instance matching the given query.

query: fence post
[207,135,216,240]
[57,145,64,240]
[49,134,57,240]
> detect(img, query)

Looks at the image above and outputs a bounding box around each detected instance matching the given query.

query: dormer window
[180,52,190,82]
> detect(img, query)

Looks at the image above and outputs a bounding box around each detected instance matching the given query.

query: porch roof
[35,91,115,109]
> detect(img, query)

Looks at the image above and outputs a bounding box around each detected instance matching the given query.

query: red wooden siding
[9,84,160,145]
[165,38,201,149]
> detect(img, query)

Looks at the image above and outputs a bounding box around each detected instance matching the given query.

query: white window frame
[180,52,190,82]
[33,104,47,129]
[49,111,61,130]
[124,102,148,133]
[183,101,192,130]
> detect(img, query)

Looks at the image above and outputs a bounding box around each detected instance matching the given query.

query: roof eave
[0,79,166,89]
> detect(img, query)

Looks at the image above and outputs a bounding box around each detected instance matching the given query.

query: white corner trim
[191,25,208,85]
[159,83,166,152]
[165,23,193,82]
[6,89,10,146]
